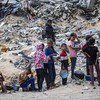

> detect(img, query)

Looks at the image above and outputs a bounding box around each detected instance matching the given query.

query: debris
[82,86,89,90]
[0,45,8,52]
[93,87,96,89]
[0,0,100,90]
[77,0,95,9]
[75,81,81,85]
[81,29,100,36]
[81,91,84,94]
[74,70,85,80]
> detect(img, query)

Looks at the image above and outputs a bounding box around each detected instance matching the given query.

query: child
[82,35,92,75]
[0,72,7,93]
[83,38,100,86]
[34,43,49,91]
[19,68,36,91]
[42,44,50,89]
[45,39,57,86]
[60,43,69,85]
[67,33,81,79]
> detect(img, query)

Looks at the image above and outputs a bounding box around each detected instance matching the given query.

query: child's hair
[47,39,53,44]
[26,68,32,74]
[85,35,92,41]
[42,43,45,49]
[61,43,67,48]
[47,39,55,52]
[68,33,76,41]
[47,19,52,23]
[88,38,95,45]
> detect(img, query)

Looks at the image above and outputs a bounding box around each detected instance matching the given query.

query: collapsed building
[0,0,100,89]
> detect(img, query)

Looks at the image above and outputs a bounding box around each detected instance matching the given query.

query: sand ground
[0,82,100,100]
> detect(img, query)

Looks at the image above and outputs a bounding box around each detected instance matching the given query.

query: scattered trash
[75,81,81,85]
[74,70,85,80]
[82,86,89,90]
[85,75,97,81]
[93,87,96,89]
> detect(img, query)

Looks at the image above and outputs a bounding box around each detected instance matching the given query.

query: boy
[82,35,92,75]
[83,38,100,86]
[19,68,36,91]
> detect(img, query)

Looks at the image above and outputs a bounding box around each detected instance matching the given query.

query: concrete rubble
[0,0,100,90]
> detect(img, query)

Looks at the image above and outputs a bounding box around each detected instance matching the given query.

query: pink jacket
[34,43,49,69]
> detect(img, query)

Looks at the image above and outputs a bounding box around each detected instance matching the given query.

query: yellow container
[68,57,71,64]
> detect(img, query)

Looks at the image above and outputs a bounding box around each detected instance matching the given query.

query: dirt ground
[0,82,100,100]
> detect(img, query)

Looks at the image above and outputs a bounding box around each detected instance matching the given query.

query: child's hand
[56,57,60,60]
[87,54,91,58]
[44,59,48,63]
[95,60,99,66]
[52,53,57,56]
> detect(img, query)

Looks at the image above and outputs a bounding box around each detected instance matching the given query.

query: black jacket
[46,24,55,42]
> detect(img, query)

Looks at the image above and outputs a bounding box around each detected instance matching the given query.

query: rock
[0,45,8,52]
[81,29,100,36]
[93,87,96,89]
[75,81,81,85]
[81,91,84,94]
[87,0,95,10]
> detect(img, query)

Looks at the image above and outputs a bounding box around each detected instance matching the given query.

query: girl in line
[67,33,81,79]
[34,43,49,91]
[45,39,57,86]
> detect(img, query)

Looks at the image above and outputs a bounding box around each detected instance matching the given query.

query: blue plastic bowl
[60,70,68,79]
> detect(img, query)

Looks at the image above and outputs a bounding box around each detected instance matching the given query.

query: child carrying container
[67,33,81,79]
[59,43,69,85]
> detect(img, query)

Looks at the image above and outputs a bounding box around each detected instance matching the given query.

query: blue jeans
[71,57,77,78]
[48,63,56,83]
[21,77,36,90]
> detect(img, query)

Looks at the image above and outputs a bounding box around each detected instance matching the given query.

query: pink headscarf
[34,42,47,69]
[35,42,43,51]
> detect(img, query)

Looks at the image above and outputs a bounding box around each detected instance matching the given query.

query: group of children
[1,33,100,93]
[33,33,100,91]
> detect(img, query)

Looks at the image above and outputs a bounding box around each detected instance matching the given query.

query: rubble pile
[0,16,43,51]
[0,0,100,84]
[0,0,100,34]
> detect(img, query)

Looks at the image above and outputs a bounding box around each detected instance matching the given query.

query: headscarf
[35,42,43,51]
